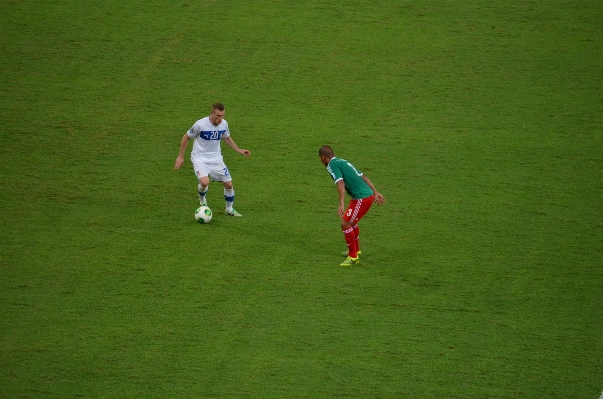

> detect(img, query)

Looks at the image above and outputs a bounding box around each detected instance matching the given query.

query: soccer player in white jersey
[174,103,250,217]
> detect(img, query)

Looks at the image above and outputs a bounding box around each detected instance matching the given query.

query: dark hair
[212,102,225,111]
[318,145,334,157]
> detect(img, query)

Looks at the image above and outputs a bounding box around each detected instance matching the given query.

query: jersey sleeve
[327,163,343,183]
[221,121,230,138]
[187,122,200,139]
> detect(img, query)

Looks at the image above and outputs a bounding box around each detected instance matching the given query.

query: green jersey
[326,157,374,199]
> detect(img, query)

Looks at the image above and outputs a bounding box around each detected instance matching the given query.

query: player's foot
[340,256,359,267]
[225,209,242,217]
[342,250,362,257]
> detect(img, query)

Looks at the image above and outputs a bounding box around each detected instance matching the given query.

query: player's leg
[193,161,211,206]
[222,180,241,216]
[341,220,358,258]
[341,223,362,257]
[210,162,241,217]
[198,176,210,205]
[340,195,374,259]
[340,201,359,266]
[352,223,361,255]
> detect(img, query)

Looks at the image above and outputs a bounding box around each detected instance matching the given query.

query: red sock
[352,224,360,253]
[342,226,358,258]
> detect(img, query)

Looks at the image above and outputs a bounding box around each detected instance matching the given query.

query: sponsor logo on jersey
[200,130,226,140]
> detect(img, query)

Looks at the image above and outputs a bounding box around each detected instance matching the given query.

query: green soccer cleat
[342,250,362,257]
[340,256,360,267]
[225,209,242,217]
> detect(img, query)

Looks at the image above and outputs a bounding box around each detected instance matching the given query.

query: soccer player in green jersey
[319,146,387,266]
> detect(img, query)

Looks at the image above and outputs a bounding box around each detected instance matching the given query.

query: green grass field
[1,1,602,397]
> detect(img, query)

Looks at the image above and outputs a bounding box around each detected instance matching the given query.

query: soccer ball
[194,206,212,224]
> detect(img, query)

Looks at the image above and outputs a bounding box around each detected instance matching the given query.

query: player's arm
[336,179,346,218]
[222,136,250,157]
[361,175,387,204]
[174,133,190,170]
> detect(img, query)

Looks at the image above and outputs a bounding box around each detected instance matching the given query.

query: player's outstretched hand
[374,192,387,205]
[239,149,251,157]
[174,156,184,170]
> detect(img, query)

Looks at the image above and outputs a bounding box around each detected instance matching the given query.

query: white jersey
[187,117,230,163]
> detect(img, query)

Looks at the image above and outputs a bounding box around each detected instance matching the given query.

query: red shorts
[343,195,375,224]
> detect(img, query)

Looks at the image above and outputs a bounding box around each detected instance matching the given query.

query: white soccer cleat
[225,209,242,217]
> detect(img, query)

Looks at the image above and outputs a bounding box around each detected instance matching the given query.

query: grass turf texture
[1,0,602,397]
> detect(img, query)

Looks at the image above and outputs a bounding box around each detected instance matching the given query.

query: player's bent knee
[223,181,233,189]
[341,220,352,229]
[198,177,210,187]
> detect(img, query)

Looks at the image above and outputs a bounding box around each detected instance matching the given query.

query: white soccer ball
[194,206,212,224]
